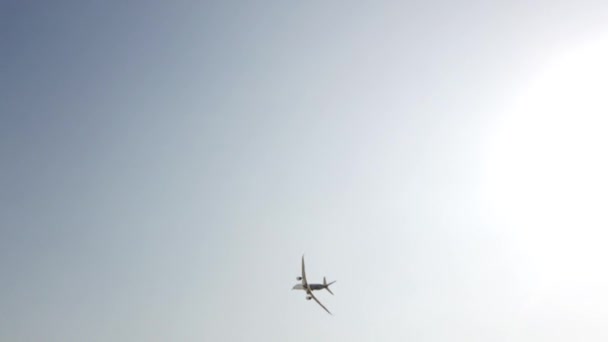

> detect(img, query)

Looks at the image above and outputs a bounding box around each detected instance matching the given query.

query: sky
[1,1,608,341]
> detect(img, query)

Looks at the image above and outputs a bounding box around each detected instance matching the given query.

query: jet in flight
[292,255,336,315]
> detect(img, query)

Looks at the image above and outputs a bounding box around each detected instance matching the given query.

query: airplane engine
[306,296,312,300]
[296,277,302,281]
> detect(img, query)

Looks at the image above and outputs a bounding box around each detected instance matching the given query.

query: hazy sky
[2,1,608,341]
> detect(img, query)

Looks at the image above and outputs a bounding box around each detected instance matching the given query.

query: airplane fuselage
[308,284,326,290]
[292,283,326,291]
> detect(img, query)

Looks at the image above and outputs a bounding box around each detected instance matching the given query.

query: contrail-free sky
[2,1,608,341]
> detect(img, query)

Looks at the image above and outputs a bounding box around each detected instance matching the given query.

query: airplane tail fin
[323,276,336,295]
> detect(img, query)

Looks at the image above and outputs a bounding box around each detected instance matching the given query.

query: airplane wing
[301,255,307,286]
[307,287,332,315]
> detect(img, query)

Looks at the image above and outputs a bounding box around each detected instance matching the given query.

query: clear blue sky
[2,1,608,341]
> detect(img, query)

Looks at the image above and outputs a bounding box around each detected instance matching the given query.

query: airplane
[292,255,336,315]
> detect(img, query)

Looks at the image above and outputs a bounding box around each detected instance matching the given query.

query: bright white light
[482,36,608,301]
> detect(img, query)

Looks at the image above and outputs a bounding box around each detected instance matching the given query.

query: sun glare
[482,35,608,296]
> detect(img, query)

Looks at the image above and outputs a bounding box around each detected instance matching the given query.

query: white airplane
[292,255,336,315]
